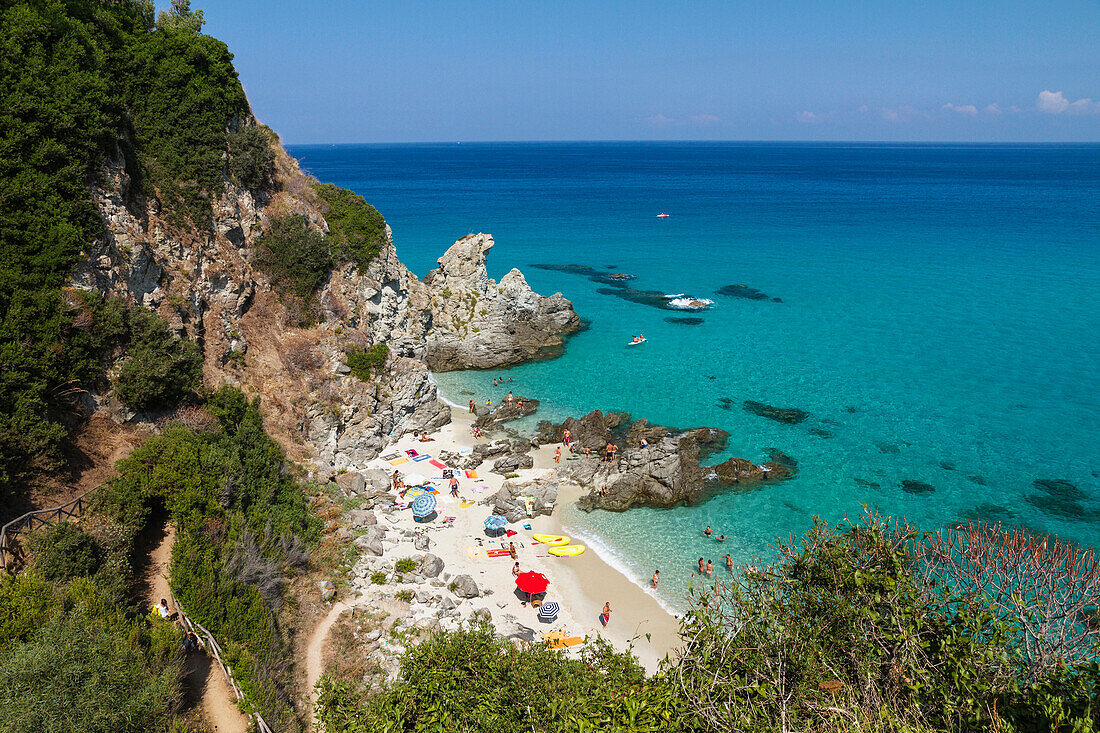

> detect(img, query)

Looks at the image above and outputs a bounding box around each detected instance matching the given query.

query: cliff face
[71,132,574,478]
[422,234,581,371]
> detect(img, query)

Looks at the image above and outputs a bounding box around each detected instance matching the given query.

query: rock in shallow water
[901,480,935,495]
[664,316,705,326]
[743,400,810,424]
[716,283,772,300]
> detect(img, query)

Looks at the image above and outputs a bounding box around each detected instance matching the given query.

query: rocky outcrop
[483,476,562,522]
[422,234,580,370]
[536,409,630,451]
[474,396,539,430]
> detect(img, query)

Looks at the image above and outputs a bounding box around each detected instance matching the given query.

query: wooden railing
[2,488,273,732]
[172,592,274,733]
[0,485,102,571]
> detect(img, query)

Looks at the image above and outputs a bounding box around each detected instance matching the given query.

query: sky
[176,0,1100,143]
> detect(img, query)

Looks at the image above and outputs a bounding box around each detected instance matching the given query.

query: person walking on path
[601,602,611,627]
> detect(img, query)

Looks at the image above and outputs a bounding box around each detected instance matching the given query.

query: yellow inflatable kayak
[548,544,586,557]
[533,534,570,546]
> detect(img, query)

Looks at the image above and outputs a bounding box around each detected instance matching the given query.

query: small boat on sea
[627,337,647,346]
[656,213,670,218]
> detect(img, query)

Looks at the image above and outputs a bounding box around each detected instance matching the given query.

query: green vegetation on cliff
[314,182,388,268]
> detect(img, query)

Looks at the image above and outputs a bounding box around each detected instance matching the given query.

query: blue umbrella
[537,602,560,622]
[411,494,436,518]
[484,514,507,531]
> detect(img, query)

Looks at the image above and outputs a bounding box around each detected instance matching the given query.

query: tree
[156,0,204,33]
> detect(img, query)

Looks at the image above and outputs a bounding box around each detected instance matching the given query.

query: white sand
[363,406,682,673]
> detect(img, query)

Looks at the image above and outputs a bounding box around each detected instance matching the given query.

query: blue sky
[179,1,1100,143]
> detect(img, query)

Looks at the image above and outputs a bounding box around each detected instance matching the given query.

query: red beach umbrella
[515,571,549,594]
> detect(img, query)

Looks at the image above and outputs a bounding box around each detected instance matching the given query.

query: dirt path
[303,596,354,727]
[146,527,250,733]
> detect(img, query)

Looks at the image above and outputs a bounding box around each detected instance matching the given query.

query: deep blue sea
[289,142,1100,610]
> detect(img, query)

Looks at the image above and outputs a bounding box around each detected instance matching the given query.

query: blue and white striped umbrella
[484,514,507,530]
[537,602,560,621]
[410,493,436,518]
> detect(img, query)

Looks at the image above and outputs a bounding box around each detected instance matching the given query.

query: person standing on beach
[601,602,611,627]
[554,447,561,464]
[651,570,660,588]
[468,399,475,413]
[449,475,460,498]
[563,428,571,446]
[508,542,518,559]
[507,391,513,404]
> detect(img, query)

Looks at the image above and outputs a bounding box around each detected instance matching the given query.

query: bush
[113,309,202,412]
[370,571,387,585]
[394,589,413,603]
[394,558,417,574]
[346,344,388,381]
[27,522,103,582]
[254,215,333,300]
[228,125,276,191]
[314,182,387,268]
[315,623,685,732]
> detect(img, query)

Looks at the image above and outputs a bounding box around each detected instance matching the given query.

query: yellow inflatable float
[533,534,570,546]
[548,544,586,557]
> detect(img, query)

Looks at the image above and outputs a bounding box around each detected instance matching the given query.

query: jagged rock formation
[483,476,563,522]
[70,128,569,479]
[538,410,794,511]
[422,234,581,370]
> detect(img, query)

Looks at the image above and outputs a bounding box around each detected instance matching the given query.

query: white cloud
[983,104,1002,115]
[1036,90,1099,114]
[881,105,922,122]
[643,114,677,127]
[942,103,978,116]
[689,114,718,125]
[796,110,819,123]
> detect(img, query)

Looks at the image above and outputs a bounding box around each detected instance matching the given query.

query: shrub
[254,216,333,300]
[394,590,414,603]
[113,308,202,412]
[370,571,387,585]
[314,182,387,268]
[345,344,389,381]
[27,522,103,582]
[394,558,417,574]
[228,125,276,191]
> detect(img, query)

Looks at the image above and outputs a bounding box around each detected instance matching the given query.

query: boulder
[475,397,539,429]
[335,471,366,495]
[492,453,534,474]
[451,574,480,598]
[419,553,445,578]
[345,509,377,528]
[318,580,335,602]
[536,409,629,450]
[414,534,432,551]
[497,619,537,643]
[485,477,560,522]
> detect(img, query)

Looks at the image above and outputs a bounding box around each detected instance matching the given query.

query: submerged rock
[901,480,935,495]
[1033,478,1084,500]
[716,283,772,301]
[665,316,705,326]
[809,427,834,439]
[876,442,901,455]
[424,234,581,371]
[743,400,810,425]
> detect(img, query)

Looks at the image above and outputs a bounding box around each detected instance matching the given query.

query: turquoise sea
[290,142,1100,610]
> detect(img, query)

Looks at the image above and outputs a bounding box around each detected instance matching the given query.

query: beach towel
[465,470,479,479]
[459,448,472,455]
[459,500,475,509]
[486,549,511,558]
[381,453,400,461]
[443,516,456,524]
[468,484,492,495]
[505,530,518,537]
[429,459,446,469]
[466,546,485,559]
[405,449,418,457]
[388,458,409,466]
[412,454,431,462]
[551,636,584,649]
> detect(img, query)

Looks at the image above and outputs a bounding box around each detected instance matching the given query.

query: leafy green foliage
[228,125,276,191]
[0,579,183,733]
[394,558,417,574]
[254,215,333,299]
[103,386,318,730]
[315,623,686,733]
[0,0,254,501]
[314,182,387,268]
[26,521,103,582]
[346,344,389,381]
[113,308,202,411]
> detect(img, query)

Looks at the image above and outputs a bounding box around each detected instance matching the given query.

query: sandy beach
[349,405,682,673]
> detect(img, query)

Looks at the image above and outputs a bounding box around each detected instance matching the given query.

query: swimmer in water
[717,534,726,542]
[705,559,714,577]
[703,526,713,537]
[697,557,705,574]
[724,555,733,571]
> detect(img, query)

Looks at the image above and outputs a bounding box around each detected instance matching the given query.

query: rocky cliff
[71,128,574,479]
[422,234,581,370]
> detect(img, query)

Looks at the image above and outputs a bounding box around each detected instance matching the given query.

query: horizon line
[281,138,1100,147]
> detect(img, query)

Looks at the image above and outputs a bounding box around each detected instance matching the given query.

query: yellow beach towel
[388,458,409,466]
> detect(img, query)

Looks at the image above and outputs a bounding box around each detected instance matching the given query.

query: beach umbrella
[537,602,560,622]
[404,472,430,486]
[484,515,508,531]
[405,486,429,499]
[411,494,436,518]
[515,571,549,595]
